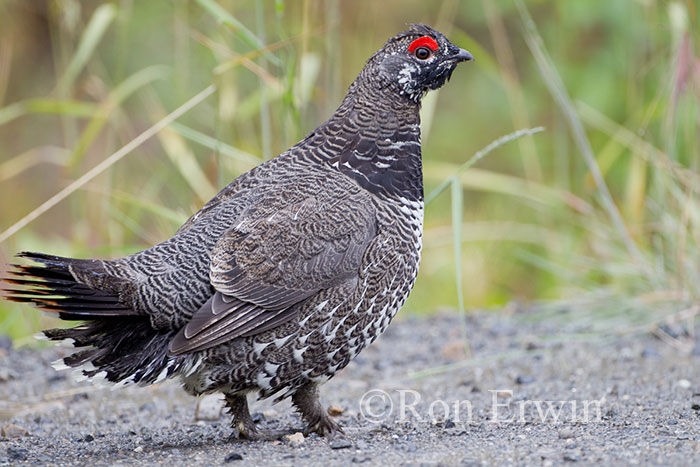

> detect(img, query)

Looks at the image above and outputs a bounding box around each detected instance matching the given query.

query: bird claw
[304,417,345,438]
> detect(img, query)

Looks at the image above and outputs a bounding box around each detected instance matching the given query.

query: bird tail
[2,252,192,387]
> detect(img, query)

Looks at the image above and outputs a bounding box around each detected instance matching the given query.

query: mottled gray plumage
[3,24,472,438]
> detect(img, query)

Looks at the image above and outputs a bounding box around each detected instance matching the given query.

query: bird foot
[304,416,345,438]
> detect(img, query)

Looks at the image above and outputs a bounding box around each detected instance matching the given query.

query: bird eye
[414,47,432,60]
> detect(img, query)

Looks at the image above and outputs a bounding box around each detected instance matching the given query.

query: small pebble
[678,379,691,389]
[329,437,353,449]
[558,428,575,440]
[327,404,345,416]
[285,432,305,446]
[352,456,371,464]
[657,324,679,339]
[0,367,14,382]
[516,375,535,385]
[355,439,369,450]
[224,452,244,462]
[2,423,28,438]
[641,346,660,358]
[525,341,539,351]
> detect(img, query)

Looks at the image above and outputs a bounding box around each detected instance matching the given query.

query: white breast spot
[264,362,280,375]
[253,341,269,356]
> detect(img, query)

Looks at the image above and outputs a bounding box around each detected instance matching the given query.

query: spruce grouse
[3,24,473,438]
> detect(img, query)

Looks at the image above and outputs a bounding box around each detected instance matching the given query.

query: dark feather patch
[169,185,377,355]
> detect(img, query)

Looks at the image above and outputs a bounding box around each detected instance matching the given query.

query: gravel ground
[1,310,699,466]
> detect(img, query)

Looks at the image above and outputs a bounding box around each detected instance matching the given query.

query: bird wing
[168,183,377,355]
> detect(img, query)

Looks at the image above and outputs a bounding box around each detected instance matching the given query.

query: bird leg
[291,382,344,437]
[225,393,259,440]
[225,392,294,441]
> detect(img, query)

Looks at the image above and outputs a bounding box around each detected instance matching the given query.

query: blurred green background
[1,0,699,344]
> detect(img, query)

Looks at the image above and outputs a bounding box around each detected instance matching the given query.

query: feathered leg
[225,393,294,441]
[291,382,343,437]
[225,393,259,439]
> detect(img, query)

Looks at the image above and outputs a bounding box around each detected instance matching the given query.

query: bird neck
[298,80,424,203]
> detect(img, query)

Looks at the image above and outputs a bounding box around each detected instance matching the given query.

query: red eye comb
[408,36,438,52]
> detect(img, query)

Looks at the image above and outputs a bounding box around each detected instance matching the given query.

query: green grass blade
[425,126,545,205]
[450,178,471,358]
[56,3,118,95]
[0,99,99,126]
[0,147,69,182]
[68,65,171,168]
[157,125,218,202]
[168,122,260,166]
[515,0,651,280]
[195,0,280,66]
[0,85,216,244]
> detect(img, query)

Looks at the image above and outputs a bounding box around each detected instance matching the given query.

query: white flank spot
[327,348,340,361]
[264,362,280,375]
[273,335,291,348]
[253,341,269,356]
[33,332,49,341]
[293,346,308,363]
[316,300,329,312]
[324,329,337,343]
[344,323,359,338]
[298,314,313,328]
[253,342,270,356]
[255,372,273,390]
[299,331,313,346]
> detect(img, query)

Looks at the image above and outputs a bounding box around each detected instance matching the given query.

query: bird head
[365,24,474,103]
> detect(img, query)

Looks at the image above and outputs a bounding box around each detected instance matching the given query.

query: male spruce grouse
[3,24,472,439]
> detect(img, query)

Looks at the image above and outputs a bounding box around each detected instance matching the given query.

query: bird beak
[454,48,474,62]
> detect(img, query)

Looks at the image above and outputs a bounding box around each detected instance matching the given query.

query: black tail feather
[2,252,136,319]
[2,251,189,386]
